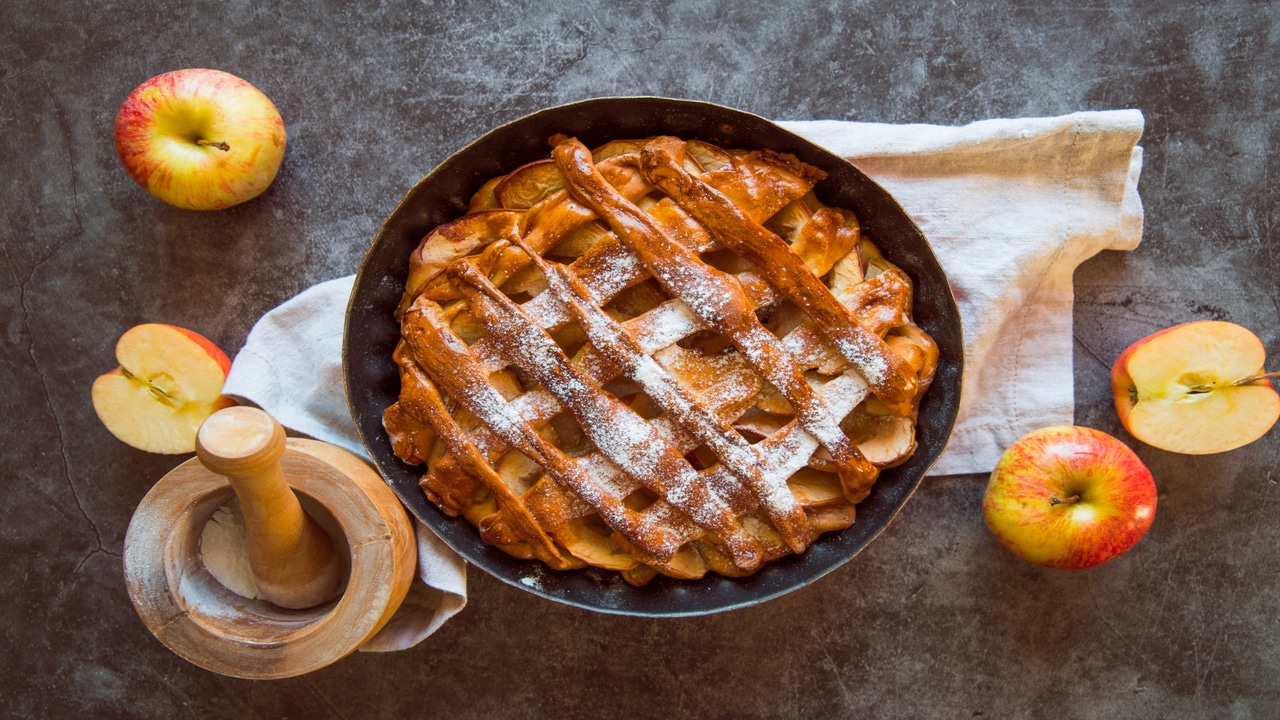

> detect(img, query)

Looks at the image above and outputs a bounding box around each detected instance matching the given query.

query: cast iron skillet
[344,97,963,616]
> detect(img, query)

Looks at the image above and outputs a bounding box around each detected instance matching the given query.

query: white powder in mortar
[199,498,264,601]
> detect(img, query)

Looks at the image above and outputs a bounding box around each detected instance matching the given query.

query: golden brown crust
[637,137,918,405]
[383,134,938,585]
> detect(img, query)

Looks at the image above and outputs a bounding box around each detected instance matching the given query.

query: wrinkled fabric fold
[782,110,1144,475]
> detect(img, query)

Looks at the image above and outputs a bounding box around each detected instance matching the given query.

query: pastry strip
[450,260,766,571]
[552,137,878,498]
[524,245,810,553]
[418,269,910,528]
[639,136,917,404]
[401,299,682,563]
[393,355,569,568]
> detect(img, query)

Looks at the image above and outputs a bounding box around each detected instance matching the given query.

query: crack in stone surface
[22,259,111,570]
[0,63,106,572]
[1071,330,1110,371]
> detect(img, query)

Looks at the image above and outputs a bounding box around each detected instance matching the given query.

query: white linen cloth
[781,111,1145,474]
[221,110,1144,649]
[222,276,468,653]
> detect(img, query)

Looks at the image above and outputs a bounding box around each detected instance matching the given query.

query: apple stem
[196,139,231,152]
[1188,371,1280,394]
[1236,370,1280,386]
[1049,494,1081,506]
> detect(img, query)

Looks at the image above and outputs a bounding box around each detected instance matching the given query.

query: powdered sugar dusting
[588,244,648,300]
[536,255,799,526]
[732,322,853,458]
[760,370,869,482]
[831,334,890,386]
[631,299,704,352]
[394,135,937,581]
[468,273,735,534]
[627,346,799,520]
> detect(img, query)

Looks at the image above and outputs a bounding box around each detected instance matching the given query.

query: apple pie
[383,134,938,586]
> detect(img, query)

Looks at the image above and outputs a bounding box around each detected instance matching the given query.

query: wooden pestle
[195,406,345,610]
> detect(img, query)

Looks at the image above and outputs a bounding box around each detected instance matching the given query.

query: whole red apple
[982,426,1156,570]
[114,68,286,210]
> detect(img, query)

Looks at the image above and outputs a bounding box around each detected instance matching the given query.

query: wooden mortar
[123,406,417,679]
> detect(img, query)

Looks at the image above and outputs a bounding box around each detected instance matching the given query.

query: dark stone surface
[2,0,1277,717]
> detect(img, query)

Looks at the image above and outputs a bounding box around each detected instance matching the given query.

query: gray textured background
[3,0,1279,717]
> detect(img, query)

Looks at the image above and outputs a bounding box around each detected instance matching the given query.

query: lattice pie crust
[384,135,938,586]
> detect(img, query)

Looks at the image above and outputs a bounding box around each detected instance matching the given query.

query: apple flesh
[983,426,1156,570]
[91,324,236,454]
[1112,321,1280,455]
[114,68,286,210]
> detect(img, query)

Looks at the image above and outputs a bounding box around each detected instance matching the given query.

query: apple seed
[121,366,179,407]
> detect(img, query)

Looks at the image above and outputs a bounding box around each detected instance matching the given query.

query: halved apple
[1112,321,1280,454]
[91,323,236,454]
